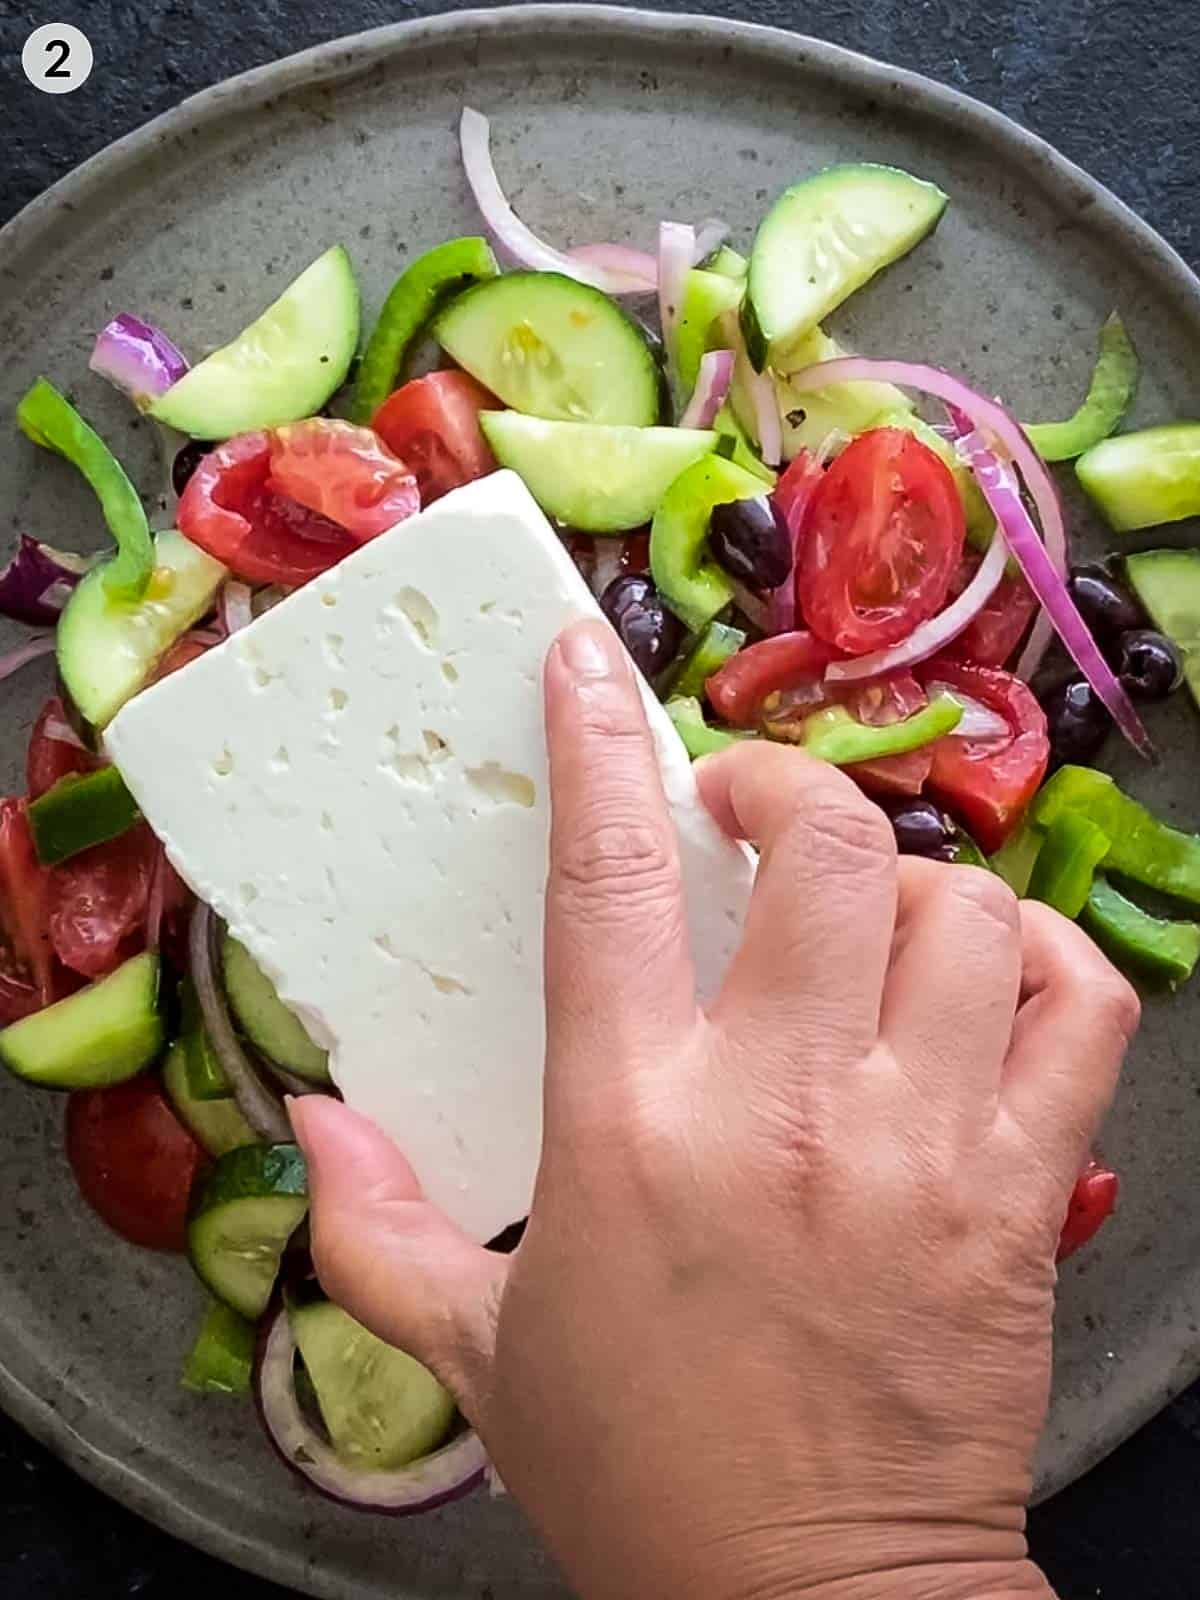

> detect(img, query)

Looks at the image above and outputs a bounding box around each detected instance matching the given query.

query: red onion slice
[145,848,166,954]
[947,407,1153,760]
[219,581,254,636]
[923,683,1012,740]
[0,537,94,627]
[719,311,781,467]
[825,530,1008,684]
[691,217,730,264]
[679,349,734,430]
[728,578,771,633]
[256,1308,487,1513]
[566,244,657,293]
[0,635,57,683]
[89,314,189,410]
[657,221,695,398]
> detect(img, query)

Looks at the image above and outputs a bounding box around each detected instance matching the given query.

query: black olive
[598,574,685,679]
[172,438,216,498]
[882,798,955,859]
[1066,565,1144,646]
[1116,629,1182,701]
[708,497,792,591]
[1042,677,1112,767]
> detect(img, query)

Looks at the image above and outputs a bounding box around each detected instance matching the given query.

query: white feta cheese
[106,472,754,1242]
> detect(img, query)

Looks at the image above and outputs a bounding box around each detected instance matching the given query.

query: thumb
[288,1096,507,1419]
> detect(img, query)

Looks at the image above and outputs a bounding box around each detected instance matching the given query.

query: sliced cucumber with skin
[774,326,911,457]
[61,529,226,731]
[149,246,360,437]
[163,1040,258,1158]
[480,413,718,533]
[713,403,775,485]
[187,1143,308,1320]
[1076,423,1200,532]
[434,272,660,426]
[651,455,767,632]
[667,620,746,701]
[182,1298,256,1395]
[222,935,329,1084]
[1124,549,1200,709]
[744,164,948,369]
[0,951,162,1089]
[289,1299,456,1469]
[705,245,748,281]
[180,978,232,1101]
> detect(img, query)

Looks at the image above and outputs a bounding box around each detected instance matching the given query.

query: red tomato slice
[0,799,56,1006]
[797,428,965,655]
[947,554,1038,669]
[372,372,499,505]
[619,529,651,574]
[178,432,360,585]
[841,674,936,797]
[268,419,419,540]
[916,659,1049,852]
[772,448,823,545]
[706,630,836,728]
[1057,1159,1119,1262]
[27,697,98,800]
[152,635,211,684]
[66,1075,208,1252]
[48,822,156,979]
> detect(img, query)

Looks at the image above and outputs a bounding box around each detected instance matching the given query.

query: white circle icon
[22,23,94,94]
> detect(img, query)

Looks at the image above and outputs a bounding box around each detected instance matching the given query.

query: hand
[289,618,1138,1600]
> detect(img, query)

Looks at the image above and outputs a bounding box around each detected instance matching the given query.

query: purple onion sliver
[89,313,189,409]
[657,220,695,402]
[0,537,91,627]
[566,244,657,294]
[678,349,734,430]
[0,634,57,683]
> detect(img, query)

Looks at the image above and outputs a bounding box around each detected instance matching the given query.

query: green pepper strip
[181,1299,255,1395]
[668,621,746,702]
[1081,876,1200,989]
[180,978,231,1101]
[27,767,140,866]
[351,237,499,424]
[1025,313,1139,463]
[1033,765,1200,907]
[17,378,154,601]
[793,696,962,766]
[946,831,989,870]
[666,697,754,759]
[1026,812,1110,919]
[989,822,1044,896]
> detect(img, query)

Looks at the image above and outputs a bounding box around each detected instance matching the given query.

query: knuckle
[947,865,1020,933]
[553,803,678,910]
[1092,968,1142,1045]
[786,784,896,872]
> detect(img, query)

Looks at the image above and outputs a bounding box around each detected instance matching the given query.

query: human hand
[289,617,1138,1600]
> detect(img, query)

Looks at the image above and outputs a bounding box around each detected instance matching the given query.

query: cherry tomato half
[797,428,965,655]
[916,659,1049,853]
[706,630,836,728]
[841,674,936,798]
[48,822,156,980]
[1057,1159,1119,1262]
[947,554,1039,669]
[372,372,499,505]
[0,799,55,1011]
[27,697,98,800]
[66,1075,208,1252]
[268,419,419,540]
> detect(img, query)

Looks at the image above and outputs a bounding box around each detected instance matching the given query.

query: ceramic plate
[1,8,1199,1596]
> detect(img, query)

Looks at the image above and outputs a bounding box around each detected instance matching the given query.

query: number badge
[22,23,94,94]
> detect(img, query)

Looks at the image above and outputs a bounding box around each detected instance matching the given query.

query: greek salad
[3,107,1200,1511]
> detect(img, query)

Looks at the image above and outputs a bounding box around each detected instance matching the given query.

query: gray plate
[1,7,1199,1596]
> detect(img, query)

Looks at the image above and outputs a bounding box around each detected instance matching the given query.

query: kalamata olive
[708,497,792,591]
[172,438,216,498]
[599,573,684,679]
[1042,677,1111,767]
[1066,565,1144,643]
[1116,628,1182,701]
[883,799,955,859]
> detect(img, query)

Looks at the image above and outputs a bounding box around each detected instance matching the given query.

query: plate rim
[2,6,1198,1592]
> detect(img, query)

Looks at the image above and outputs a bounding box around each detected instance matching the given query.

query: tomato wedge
[797,428,965,655]
[0,799,56,1009]
[268,419,419,539]
[1057,1159,1119,1262]
[706,630,836,728]
[27,697,98,800]
[841,674,937,798]
[372,372,499,506]
[48,822,156,979]
[772,448,823,544]
[916,660,1049,852]
[947,554,1039,669]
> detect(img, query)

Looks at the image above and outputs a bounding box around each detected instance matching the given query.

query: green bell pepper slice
[785,695,962,766]
[666,697,754,759]
[351,237,499,423]
[17,379,154,601]
[1081,877,1200,988]
[1033,765,1200,907]
[1026,812,1110,919]
[677,268,744,393]
[1025,313,1139,462]
[27,766,139,866]
[181,1299,255,1395]
[667,621,746,701]
[989,822,1045,896]
[651,455,767,633]
[946,831,990,870]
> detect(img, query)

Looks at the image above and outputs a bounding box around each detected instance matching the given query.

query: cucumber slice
[434,272,660,426]
[1077,424,1200,532]
[0,951,162,1089]
[28,766,139,866]
[706,245,748,281]
[744,165,948,369]
[163,1040,257,1157]
[180,978,231,1101]
[666,620,746,700]
[149,246,360,437]
[289,1299,456,1469]
[187,1143,308,1319]
[773,326,911,456]
[677,268,744,394]
[1124,549,1200,709]
[480,413,718,533]
[61,529,226,731]
[713,403,776,485]
[221,935,329,1084]
[650,454,767,631]
[182,1298,256,1395]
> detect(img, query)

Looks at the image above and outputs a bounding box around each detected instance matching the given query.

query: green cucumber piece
[163,1041,257,1158]
[650,454,766,631]
[149,246,360,437]
[28,766,139,865]
[61,529,226,731]
[1082,877,1200,989]
[706,245,748,281]
[187,1143,308,1319]
[990,822,1044,897]
[1124,549,1200,710]
[0,951,162,1089]
[180,979,231,1101]
[667,621,746,701]
[1076,423,1200,532]
[182,1299,256,1395]
[434,272,660,426]
[713,403,775,485]
[289,1299,456,1469]
[480,413,717,533]
[221,935,329,1084]
[774,327,911,457]
[351,237,499,423]
[1025,313,1139,462]
[666,697,753,759]
[744,165,948,368]
[677,268,744,393]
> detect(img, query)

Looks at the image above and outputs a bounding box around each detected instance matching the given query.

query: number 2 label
[22,24,94,94]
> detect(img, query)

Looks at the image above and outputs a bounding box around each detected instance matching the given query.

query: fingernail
[559,620,617,679]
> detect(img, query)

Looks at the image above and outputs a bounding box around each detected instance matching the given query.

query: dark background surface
[1,1,1198,1596]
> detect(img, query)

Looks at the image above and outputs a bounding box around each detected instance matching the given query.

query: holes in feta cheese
[442,660,459,685]
[428,968,471,996]
[392,587,439,650]
[373,932,401,961]
[323,633,345,669]
[381,727,451,787]
[240,882,259,905]
[320,811,335,833]
[466,762,536,809]
[253,666,275,690]
[479,601,496,616]
[211,747,235,778]
[504,608,525,629]
[320,590,338,608]
[270,745,290,773]
[423,729,449,759]
[328,687,349,714]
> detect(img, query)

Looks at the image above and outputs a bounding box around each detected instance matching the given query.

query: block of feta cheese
[106,471,755,1242]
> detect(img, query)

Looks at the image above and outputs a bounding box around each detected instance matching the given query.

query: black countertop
[1,2,1198,1596]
